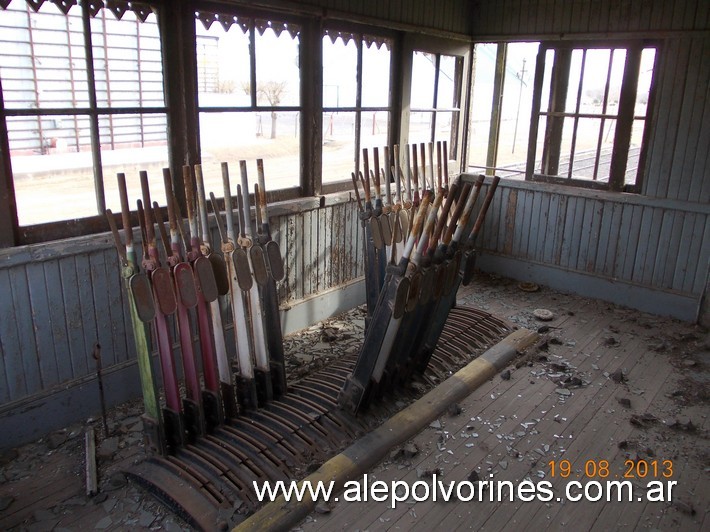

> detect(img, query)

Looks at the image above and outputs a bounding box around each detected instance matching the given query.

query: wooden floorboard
[1,274,707,531]
[300,275,709,532]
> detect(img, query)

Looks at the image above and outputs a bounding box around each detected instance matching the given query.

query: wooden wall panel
[471,0,707,35]
[476,181,710,304]
[302,0,471,35]
[0,200,363,409]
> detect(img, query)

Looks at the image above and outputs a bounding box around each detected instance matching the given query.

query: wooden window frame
[525,39,659,193]
[320,21,397,194]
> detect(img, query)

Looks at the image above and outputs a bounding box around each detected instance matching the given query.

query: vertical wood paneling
[502,188,517,254]
[0,269,24,400]
[680,214,706,293]
[286,213,297,301]
[640,207,665,285]
[686,40,710,203]
[9,266,42,396]
[105,250,127,366]
[557,196,576,268]
[301,211,311,297]
[59,257,87,377]
[552,195,568,264]
[585,200,603,272]
[594,201,613,275]
[587,0,602,33]
[575,0,591,33]
[612,201,634,278]
[682,0,698,29]
[620,204,643,281]
[635,0,651,31]
[296,213,306,300]
[75,253,97,377]
[645,40,686,198]
[672,0,688,29]
[0,335,9,404]
[518,0,530,34]
[667,38,703,200]
[671,212,697,290]
[89,252,115,371]
[510,0,521,34]
[559,196,579,269]
[472,0,707,34]
[650,209,677,286]
[696,0,709,30]
[25,262,58,390]
[514,188,531,257]
[540,192,557,264]
[575,199,594,271]
[309,211,321,294]
[526,191,543,261]
[44,261,72,383]
[691,219,710,294]
[602,201,623,278]
[657,210,684,289]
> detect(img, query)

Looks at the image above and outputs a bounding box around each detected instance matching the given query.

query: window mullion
[541,48,571,177]
[431,53,440,143]
[593,50,616,178]
[0,75,19,247]
[249,21,257,108]
[609,46,642,191]
[567,49,587,179]
[355,36,363,175]
[486,43,507,177]
[81,1,106,216]
[525,45,546,180]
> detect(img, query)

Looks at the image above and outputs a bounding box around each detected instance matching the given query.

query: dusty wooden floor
[0,273,708,531]
[298,274,709,531]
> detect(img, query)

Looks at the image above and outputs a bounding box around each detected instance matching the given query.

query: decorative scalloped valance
[254,18,300,38]
[0,0,157,21]
[195,10,300,39]
[324,29,391,51]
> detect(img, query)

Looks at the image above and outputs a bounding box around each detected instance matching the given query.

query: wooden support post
[85,427,97,496]
[541,47,572,177]
[300,18,322,197]
[0,76,18,248]
[486,43,507,176]
[609,46,642,191]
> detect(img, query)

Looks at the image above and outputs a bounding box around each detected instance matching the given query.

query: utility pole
[512,58,527,154]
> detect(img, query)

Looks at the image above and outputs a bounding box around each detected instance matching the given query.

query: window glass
[322,111,356,182]
[195,20,250,107]
[1,3,166,228]
[9,114,97,225]
[198,111,300,191]
[0,4,89,110]
[322,32,391,184]
[361,41,390,108]
[255,27,300,107]
[323,36,357,107]
[410,51,435,108]
[92,9,164,108]
[467,43,497,174]
[525,43,654,189]
[436,54,456,109]
[496,43,539,173]
[195,15,301,190]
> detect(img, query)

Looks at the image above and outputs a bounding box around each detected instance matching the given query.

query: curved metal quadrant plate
[125,306,512,531]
